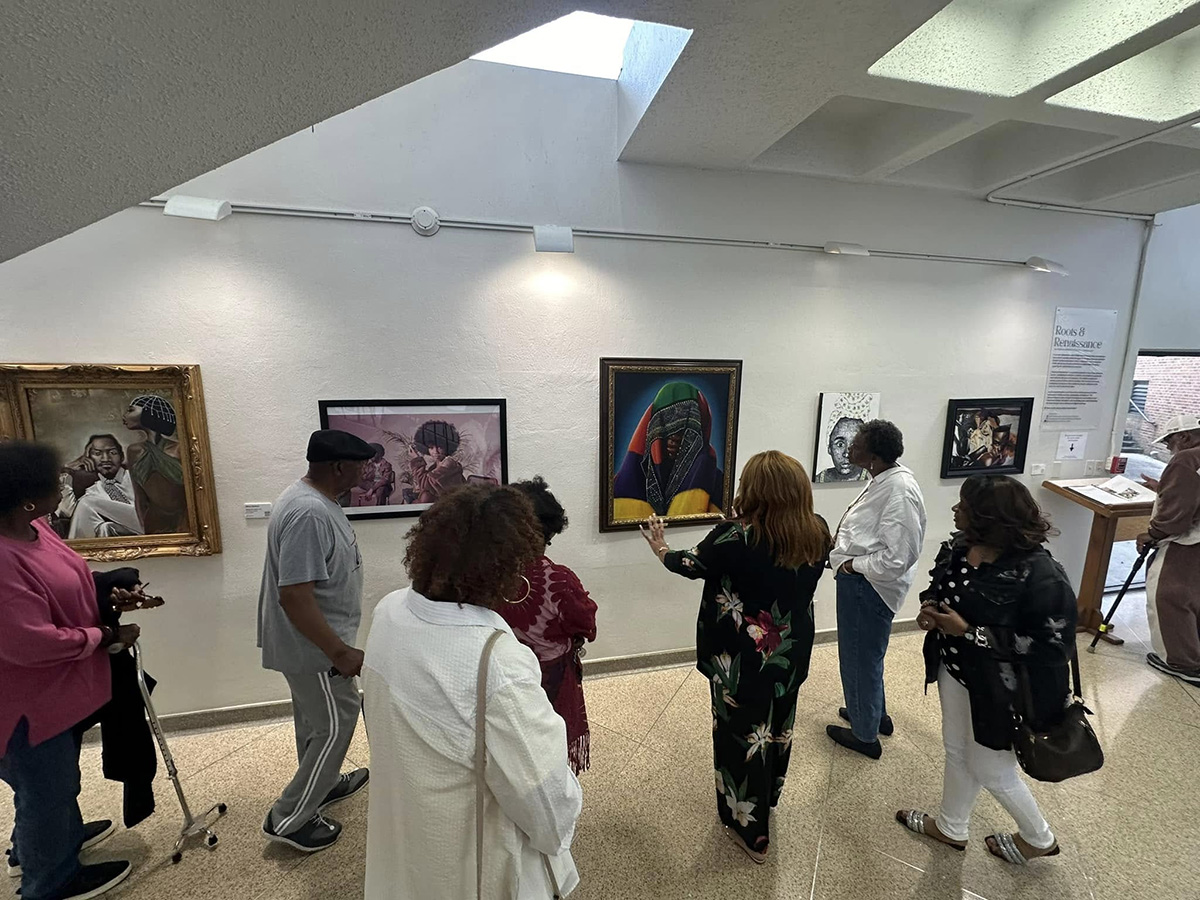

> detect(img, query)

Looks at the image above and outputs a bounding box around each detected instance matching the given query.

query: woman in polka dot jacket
[896,475,1077,866]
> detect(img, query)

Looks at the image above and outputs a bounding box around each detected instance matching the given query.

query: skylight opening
[471,11,635,80]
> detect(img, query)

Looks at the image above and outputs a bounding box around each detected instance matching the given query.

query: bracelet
[656,545,671,558]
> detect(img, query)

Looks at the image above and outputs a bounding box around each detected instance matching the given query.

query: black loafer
[826,724,882,760]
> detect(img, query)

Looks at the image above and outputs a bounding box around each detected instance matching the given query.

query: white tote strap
[476,629,504,900]
[475,628,563,900]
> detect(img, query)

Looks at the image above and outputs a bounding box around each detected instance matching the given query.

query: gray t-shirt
[257,480,364,673]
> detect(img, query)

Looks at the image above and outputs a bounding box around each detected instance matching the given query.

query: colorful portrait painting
[0,364,221,560]
[941,397,1035,478]
[600,358,742,532]
[813,392,881,484]
[318,399,507,519]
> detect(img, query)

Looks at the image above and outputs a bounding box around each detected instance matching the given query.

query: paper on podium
[1071,475,1156,506]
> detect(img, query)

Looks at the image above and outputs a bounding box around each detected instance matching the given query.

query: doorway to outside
[1106,349,1200,591]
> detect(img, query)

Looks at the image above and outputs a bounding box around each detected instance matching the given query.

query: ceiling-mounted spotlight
[1024,256,1069,276]
[823,241,870,257]
[411,206,440,236]
[163,195,232,221]
[533,225,575,253]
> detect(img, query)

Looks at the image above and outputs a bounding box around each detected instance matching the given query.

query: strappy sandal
[894,810,966,851]
[985,833,1060,865]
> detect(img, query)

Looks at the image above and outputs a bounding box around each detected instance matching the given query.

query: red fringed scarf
[499,556,598,774]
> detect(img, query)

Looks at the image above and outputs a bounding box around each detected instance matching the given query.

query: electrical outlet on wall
[1084,460,1103,476]
[1030,463,1046,476]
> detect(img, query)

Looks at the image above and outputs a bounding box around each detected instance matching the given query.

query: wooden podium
[1041,482,1152,643]
[1041,478,1154,645]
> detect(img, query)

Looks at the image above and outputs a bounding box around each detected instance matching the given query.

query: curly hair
[413,420,461,456]
[856,419,905,465]
[404,484,544,609]
[958,474,1057,552]
[0,441,61,516]
[513,476,568,545]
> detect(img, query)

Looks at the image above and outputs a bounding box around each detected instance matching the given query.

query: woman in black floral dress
[642,450,831,862]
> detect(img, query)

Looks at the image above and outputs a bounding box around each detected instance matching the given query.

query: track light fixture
[162,195,232,221]
[823,241,870,257]
[1024,256,1069,276]
[533,225,575,253]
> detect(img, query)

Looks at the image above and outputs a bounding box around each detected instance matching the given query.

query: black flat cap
[307,429,376,463]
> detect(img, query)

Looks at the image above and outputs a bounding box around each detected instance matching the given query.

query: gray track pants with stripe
[269,671,361,836]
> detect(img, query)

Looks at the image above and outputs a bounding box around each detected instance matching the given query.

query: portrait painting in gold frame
[0,364,221,560]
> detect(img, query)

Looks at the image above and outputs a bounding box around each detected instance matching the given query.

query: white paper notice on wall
[1055,432,1088,460]
[1041,307,1118,430]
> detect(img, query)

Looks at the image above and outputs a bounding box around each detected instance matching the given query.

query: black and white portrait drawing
[812,392,881,484]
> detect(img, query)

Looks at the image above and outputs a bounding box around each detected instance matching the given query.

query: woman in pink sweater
[0,442,140,900]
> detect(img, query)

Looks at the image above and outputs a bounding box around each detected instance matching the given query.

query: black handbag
[1012,649,1104,783]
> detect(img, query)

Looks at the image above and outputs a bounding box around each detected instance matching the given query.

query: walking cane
[1088,543,1154,653]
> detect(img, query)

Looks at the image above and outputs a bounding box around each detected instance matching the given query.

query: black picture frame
[599,357,742,533]
[318,398,508,520]
[811,391,881,486]
[940,397,1035,479]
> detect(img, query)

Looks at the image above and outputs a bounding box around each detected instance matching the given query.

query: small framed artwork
[318,399,507,520]
[600,358,742,533]
[0,364,221,560]
[941,397,1035,478]
[812,392,881,484]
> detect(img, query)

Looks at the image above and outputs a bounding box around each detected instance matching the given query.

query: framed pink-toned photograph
[318,398,507,520]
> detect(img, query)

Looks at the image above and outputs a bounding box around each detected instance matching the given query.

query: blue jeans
[0,719,84,900]
[835,572,895,743]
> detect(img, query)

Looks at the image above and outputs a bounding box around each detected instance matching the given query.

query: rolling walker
[132,640,228,863]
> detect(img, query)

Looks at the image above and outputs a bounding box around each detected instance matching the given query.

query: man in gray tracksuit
[257,430,375,852]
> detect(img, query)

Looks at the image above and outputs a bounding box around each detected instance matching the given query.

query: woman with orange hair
[642,451,831,863]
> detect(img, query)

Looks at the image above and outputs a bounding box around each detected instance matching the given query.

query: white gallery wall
[0,61,1159,715]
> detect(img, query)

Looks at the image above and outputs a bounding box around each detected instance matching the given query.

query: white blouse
[362,588,582,899]
[828,464,928,613]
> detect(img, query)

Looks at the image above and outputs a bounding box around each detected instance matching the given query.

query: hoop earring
[22,503,36,513]
[503,575,532,605]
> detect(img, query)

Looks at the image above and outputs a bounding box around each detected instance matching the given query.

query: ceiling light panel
[1046,23,1200,121]
[869,0,1197,98]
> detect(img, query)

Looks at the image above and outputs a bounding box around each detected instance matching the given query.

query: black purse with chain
[1012,649,1104,783]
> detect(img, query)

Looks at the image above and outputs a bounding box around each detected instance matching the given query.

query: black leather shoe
[826,724,882,760]
[47,860,131,900]
[838,706,894,737]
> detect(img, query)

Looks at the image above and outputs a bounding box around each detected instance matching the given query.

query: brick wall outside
[1124,354,1200,454]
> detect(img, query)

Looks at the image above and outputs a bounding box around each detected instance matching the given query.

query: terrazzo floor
[4,590,1197,900]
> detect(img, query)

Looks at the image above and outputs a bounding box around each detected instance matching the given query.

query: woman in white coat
[363,484,583,899]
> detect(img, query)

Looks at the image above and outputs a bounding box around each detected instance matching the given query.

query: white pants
[934,666,1055,848]
[68,492,143,539]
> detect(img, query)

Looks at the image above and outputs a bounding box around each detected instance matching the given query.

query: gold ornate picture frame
[0,364,222,560]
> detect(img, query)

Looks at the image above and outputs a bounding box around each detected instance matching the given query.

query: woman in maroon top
[0,442,141,900]
[498,477,598,773]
